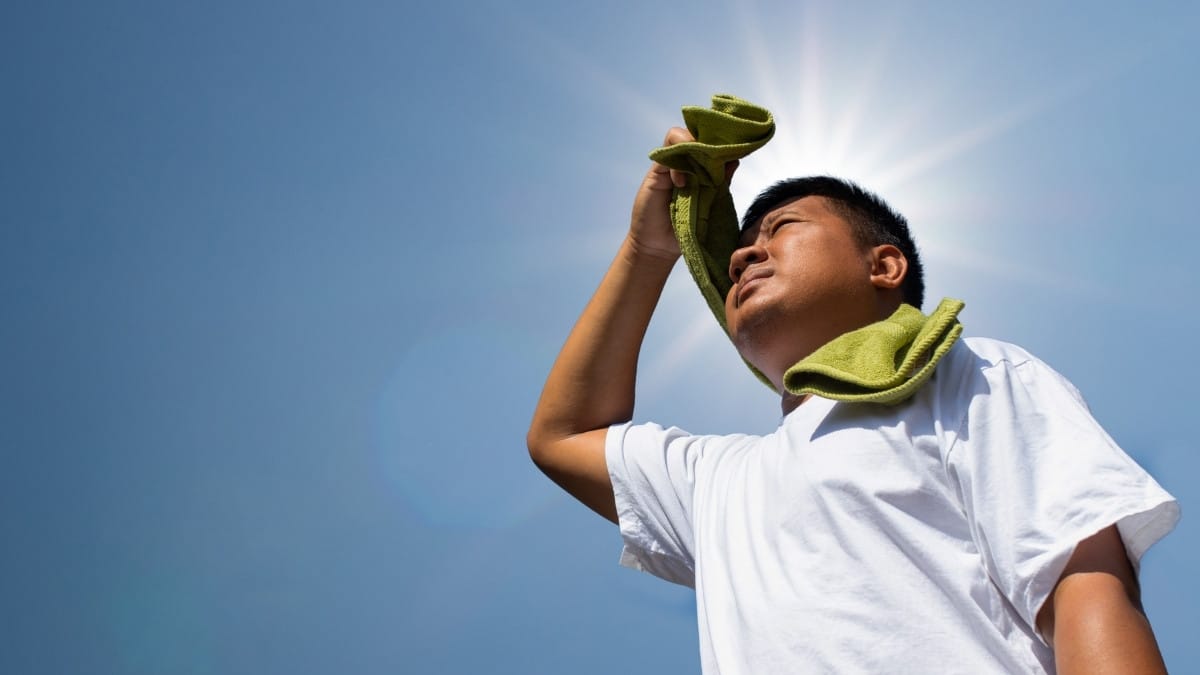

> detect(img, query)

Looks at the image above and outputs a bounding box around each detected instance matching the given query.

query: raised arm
[526,127,707,523]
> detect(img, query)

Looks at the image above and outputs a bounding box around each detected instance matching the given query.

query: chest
[693,399,971,562]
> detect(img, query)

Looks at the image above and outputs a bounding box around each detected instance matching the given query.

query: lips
[735,268,772,306]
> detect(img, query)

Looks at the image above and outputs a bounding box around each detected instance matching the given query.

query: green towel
[652,95,964,404]
[648,94,775,385]
[648,94,775,336]
[783,298,965,404]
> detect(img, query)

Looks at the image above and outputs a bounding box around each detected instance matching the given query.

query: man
[527,125,1178,673]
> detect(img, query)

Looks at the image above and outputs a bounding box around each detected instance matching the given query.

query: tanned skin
[526,127,698,524]
[527,127,1167,673]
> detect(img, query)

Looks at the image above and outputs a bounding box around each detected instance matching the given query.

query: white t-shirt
[607,337,1178,674]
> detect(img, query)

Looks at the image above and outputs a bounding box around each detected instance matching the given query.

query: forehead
[739,195,842,245]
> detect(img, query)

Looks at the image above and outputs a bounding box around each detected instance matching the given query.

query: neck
[780,391,810,415]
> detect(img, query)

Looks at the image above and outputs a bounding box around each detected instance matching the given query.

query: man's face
[724,195,883,385]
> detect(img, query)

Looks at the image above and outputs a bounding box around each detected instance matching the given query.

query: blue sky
[3,1,1198,672]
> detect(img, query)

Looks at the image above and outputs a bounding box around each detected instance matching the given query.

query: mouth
[735,269,772,307]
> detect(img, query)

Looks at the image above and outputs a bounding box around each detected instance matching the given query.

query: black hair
[741,176,925,309]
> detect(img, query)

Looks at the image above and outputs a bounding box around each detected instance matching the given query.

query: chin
[730,323,780,376]
[732,319,817,383]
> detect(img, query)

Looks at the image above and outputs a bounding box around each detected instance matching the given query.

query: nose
[729,243,766,283]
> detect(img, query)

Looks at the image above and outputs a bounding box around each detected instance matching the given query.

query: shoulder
[939,336,1081,398]
[952,336,1036,370]
[607,421,765,478]
[922,336,1092,445]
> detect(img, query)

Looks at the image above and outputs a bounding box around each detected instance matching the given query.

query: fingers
[658,127,694,188]
[663,126,694,145]
[651,129,740,188]
[666,157,738,189]
[644,161,677,192]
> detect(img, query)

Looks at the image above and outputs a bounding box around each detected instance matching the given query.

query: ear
[868,244,907,291]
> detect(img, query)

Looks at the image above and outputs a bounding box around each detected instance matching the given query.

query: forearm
[528,235,676,446]
[527,127,698,521]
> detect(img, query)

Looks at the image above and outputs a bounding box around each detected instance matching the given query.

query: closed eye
[768,218,800,237]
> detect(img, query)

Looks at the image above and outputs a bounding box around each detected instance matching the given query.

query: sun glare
[507,0,1129,394]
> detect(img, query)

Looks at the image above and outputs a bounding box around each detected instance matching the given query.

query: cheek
[723,290,740,334]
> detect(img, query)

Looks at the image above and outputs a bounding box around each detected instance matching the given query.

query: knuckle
[664,126,693,144]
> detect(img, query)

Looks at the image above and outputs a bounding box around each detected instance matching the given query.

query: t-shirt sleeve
[944,352,1180,638]
[606,421,710,588]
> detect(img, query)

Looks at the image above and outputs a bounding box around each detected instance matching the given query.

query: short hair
[741,176,925,309]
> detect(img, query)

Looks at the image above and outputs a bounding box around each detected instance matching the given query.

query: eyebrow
[740,207,810,247]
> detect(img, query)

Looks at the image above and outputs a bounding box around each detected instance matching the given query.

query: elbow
[525,409,580,468]
[525,427,544,465]
[526,420,554,468]
[527,394,560,466]
[525,421,581,474]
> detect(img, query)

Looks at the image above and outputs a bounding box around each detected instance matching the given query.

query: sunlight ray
[731,0,791,117]
[641,308,722,393]
[872,88,1068,191]
[723,24,1137,240]
[507,0,1164,336]
[503,13,672,133]
[797,3,826,165]
[922,238,1093,297]
[823,7,908,166]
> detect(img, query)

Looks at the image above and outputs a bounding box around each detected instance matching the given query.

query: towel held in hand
[651,95,964,404]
